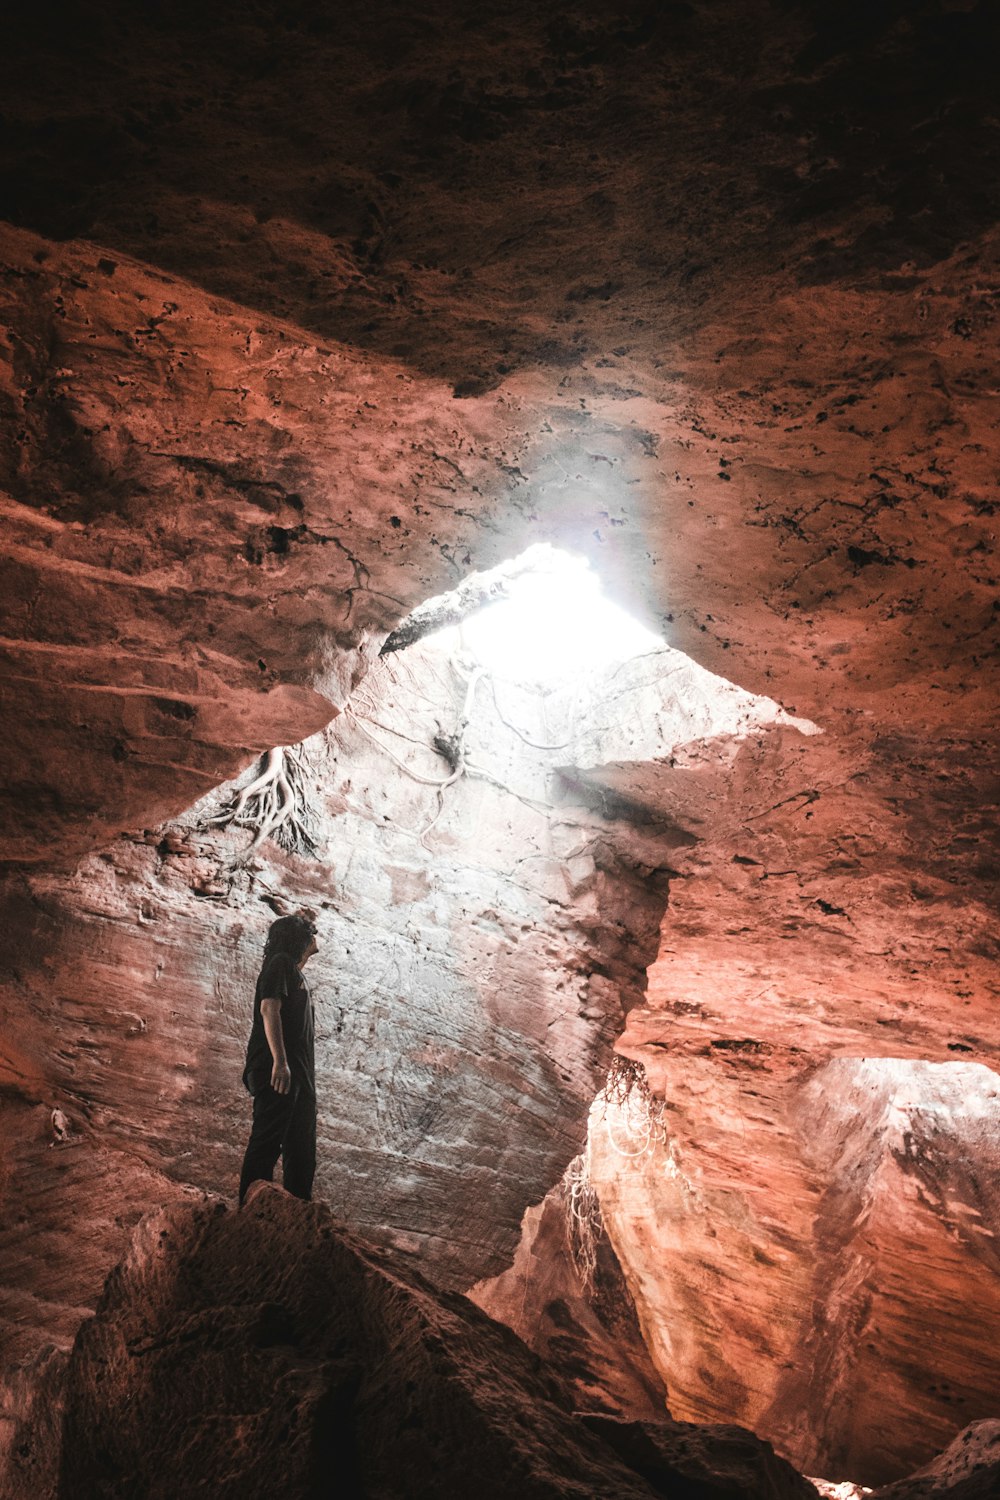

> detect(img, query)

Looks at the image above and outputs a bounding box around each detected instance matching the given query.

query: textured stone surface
[5,1186,670,1500]
[0,220,513,866]
[0,635,793,1393]
[3,1185,816,1500]
[871,1421,1000,1500]
[631,731,1000,1068]
[588,1059,1000,1484]
[3,0,1000,872]
[1,0,1000,1488]
[470,1169,670,1422]
[0,1108,199,1371]
[583,1415,819,1500]
[480,709,1000,1481]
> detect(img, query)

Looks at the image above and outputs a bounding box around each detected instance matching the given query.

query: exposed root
[417,663,485,847]
[209,744,317,855]
[488,675,581,751]
[559,1149,603,1294]
[601,1055,667,1159]
[344,663,485,850]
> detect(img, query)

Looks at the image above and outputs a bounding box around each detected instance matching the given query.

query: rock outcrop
[872,1421,1000,1500]
[0,221,512,868]
[470,1165,670,1423]
[588,1056,1000,1484]
[585,1415,819,1500]
[0,630,794,1376]
[4,1185,817,1500]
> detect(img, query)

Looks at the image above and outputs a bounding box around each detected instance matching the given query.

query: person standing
[239,913,319,1204]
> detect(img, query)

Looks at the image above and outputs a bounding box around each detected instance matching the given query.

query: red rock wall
[0,223,519,867]
[478,708,999,1484]
[470,1173,671,1423]
[5,1186,826,1500]
[589,1056,1000,1485]
[3,641,777,1388]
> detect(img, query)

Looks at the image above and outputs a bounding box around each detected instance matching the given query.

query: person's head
[263,913,318,966]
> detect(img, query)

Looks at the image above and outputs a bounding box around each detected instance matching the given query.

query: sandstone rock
[583,1414,819,1500]
[871,1421,1000,1500]
[0,1101,201,1376]
[0,633,787,1376]
[589,1057,1000,1485]
[7,1185,671,1500]
[2,0,1000,1490]
[471,1166,669,1423]
[0,1345,65,1500]
[0,222,511,868]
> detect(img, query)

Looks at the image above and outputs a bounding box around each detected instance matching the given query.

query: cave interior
[1,2,999,1497]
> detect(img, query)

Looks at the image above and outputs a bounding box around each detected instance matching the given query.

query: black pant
[239,1079,316,1204]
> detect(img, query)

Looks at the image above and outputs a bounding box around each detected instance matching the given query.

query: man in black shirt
[239,913,319,1204]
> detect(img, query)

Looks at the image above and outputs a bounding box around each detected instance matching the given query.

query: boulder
[8,1186,674,1499]
[584,1415,819,1500]
[871,1421,1000,1500]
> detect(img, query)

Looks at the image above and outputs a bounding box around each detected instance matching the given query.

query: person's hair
[262,913,316,965]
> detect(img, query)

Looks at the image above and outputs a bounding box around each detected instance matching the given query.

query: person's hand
[271,1060,291,1095]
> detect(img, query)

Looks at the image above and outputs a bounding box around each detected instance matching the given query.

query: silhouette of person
[239,913,318,1203]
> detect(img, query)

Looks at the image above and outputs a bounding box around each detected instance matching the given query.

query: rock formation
[588,1056,1000,1484]
[1,0,999,1490]
[871,1421,1000,1500]
[4,1186,818,1500]
[0,626,795,1365]
[469,1159,671,1423]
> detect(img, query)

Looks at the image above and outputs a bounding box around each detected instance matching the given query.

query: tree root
[209,744,317,855]
[560,1150,603,1293]
[344,662,485,851]
[601,1056,667,1159]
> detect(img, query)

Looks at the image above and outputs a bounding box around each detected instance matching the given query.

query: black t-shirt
[242,952,315,1096]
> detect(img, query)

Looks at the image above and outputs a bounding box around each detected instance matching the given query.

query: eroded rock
[6,1186,666,1500]
[588,1058,1000,1484]
[583,1415,819,1500]
[2,636,785,1382]
[2,0,1000,1488]
[871,1421,1000,1500]
[471,1165,669,1423]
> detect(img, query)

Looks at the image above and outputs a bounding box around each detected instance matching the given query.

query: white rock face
[0,627,796,1391]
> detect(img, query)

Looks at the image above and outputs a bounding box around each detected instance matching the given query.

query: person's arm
[260,997,292,1094]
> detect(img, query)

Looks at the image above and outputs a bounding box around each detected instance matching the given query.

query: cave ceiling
[2,0,999,858]
[1,0,999,1488]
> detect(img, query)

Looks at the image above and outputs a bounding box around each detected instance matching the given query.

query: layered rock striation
[587,1057,1000,1484]
[0,629,798,1380]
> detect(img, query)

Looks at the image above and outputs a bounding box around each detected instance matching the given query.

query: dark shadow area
[2,0,998,388]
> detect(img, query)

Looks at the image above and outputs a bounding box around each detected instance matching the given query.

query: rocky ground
[4,1186,820,1500]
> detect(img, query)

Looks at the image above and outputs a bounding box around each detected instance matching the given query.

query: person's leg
[239,1085,294,1204]
[281,1085,317,1201]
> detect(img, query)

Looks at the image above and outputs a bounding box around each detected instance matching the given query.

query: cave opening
[3,449,995,1500]
[0,532,833,1485]
[406,543,665,686]
[29,503,994,1494]
[182,552,837,1456]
